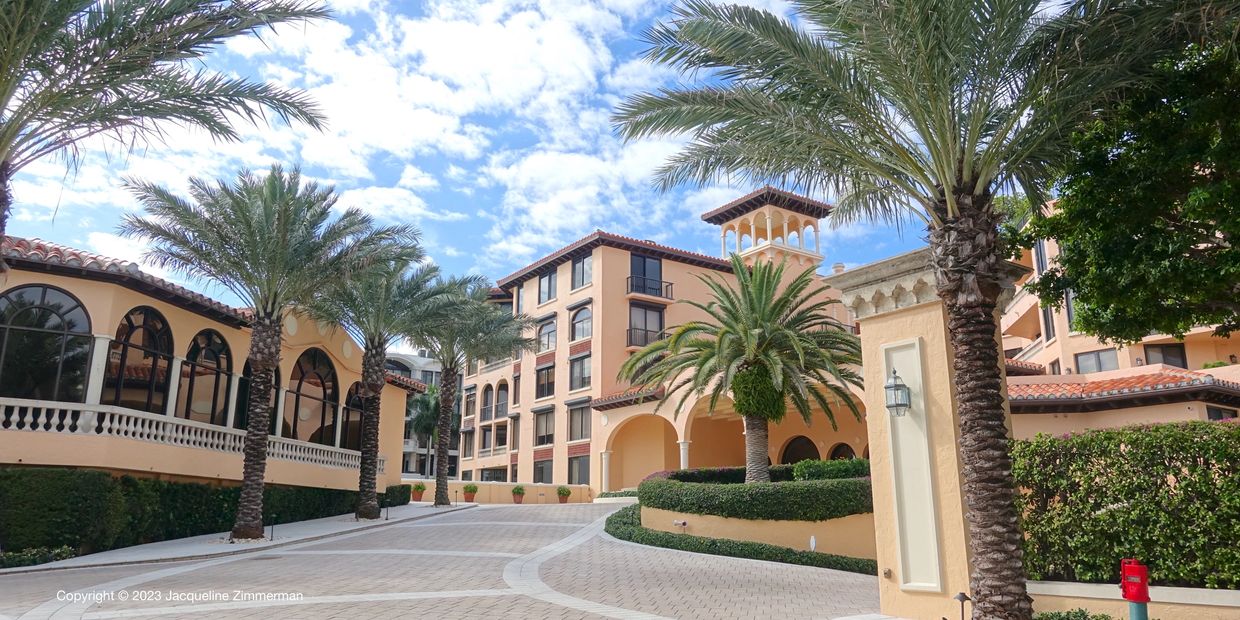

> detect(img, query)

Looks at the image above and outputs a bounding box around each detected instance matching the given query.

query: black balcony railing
[480,405,493,422]
[495,403,508,418]
[627,276,673,299]
[627,328,665,348]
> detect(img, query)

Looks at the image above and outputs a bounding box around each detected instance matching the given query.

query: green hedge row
[0,468,363,554]
[604,505,876,575]
[598,490,639,498]
[646,464,795,484]
[0,545,75,569]
[638,477,872,522]
[1033,612,1115,620]
[1013,421,1240,589]
[792,458,870,481]
[382,484,412,507]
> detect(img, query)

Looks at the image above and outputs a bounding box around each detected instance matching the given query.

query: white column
[783,218,789,245]
[84,335,112,405]
[764,213,773,246]
[600,450,613,493]
[164,357,184,416]
[720,230,727,257]
[224,373,242,428]
[799,225,806,249]
[678,440,691,470]
[274,388,287,437]
[333,401,345,447]
[814,224,821,254]
[734,226,741,253]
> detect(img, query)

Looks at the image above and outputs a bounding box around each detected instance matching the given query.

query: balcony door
[628,303,664,347]
[630,254,663,296]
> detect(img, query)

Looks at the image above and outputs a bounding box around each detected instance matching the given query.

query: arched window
[177,330,232,426]
[234,361,279,434]
[538,321,556,352]
[340,382,364,451]
[780,435,820,465]
[571,308,592,341]
[481,384,494,421]
[495,381,509,417]
[0,285,92,402]
[283,348,339,445]
[384,359,412,377]
[829,443,857,460]
[103,306,173,414]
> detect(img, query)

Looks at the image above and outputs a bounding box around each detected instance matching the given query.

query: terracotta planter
[411,490,424,502]
[512,494,524,504]
[463,492,476,502]
[558,495,569,504]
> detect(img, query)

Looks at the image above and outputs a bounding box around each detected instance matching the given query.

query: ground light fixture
[885,369,911,417]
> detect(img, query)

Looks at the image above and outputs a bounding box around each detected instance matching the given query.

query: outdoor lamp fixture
[885,369,911,417]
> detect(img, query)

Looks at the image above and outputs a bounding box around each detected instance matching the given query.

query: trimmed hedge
[1033,612,1114,620]
[639,477,872,522]
[792,458,870,481]
[0,468,359,555]
[0,545,76,569]
[598,490,638,498]
[605,504,876,575]
[382,484,412,507]
[646,464,795,484]
[1013,421,1240,589]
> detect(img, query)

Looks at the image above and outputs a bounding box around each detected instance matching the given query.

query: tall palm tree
[0,0,328,243]
[407,386,458,477]
[119,165,414,539]
[613,1,1226,616]
[413,283,535,506]
[619,254,862,483]
[310,259,451,519]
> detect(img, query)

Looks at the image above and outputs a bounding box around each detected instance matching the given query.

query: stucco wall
[640,506,877,560]
[415,480,592,504]
[1030,582,1240,620]
[1012,401,1205,439]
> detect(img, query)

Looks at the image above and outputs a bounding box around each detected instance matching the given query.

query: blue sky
[10,0,924,301]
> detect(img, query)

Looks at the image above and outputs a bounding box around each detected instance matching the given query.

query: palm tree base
[231,524,265,540]
[355,505,381,520]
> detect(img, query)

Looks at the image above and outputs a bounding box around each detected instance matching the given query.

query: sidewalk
[0,501,474,575]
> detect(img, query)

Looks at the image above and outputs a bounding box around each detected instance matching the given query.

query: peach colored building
[0,237,422,492]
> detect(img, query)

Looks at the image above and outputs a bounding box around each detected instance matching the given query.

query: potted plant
[411,481,426,502]
[556,486,572,504]
[511,484,526,504]
[463,483,478,502]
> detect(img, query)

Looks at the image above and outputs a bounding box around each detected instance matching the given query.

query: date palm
[412,283,536,506]
[119,165,414,539]
[310,259,456,519]
[613,1,1226,616]
[619,254,861,483]
[0,0,328,245]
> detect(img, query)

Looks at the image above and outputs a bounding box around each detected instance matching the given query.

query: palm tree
[407,386,457,477]
[310,259,451,519]
[619,254,862,483]
[0,0,328,244]
[413,283,535,506]
[612,1,1225,616]
[119,165,414,539]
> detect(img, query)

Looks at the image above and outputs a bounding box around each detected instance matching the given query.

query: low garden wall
[640,507,876,560]
[1028,580,1240,620]
[411,479,592,504]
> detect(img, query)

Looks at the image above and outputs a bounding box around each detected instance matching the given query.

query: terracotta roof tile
[1009,368,1240,413]
[496,230,731,288]
[700,186,833,225]
[590,385,665,410]
[1005,358,1045,376]
[385,371,428,394]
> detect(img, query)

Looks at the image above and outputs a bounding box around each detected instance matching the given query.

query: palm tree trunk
[232,314,281,540]
[929,203,1033,620]
[355,345,385,520]
[1,159,13,251]
[433,366,458,506]
[742,415,770,483]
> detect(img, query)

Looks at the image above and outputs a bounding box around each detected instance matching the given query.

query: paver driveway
[0,503,879,620]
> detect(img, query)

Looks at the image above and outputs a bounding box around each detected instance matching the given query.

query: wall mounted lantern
[885,369,911,417]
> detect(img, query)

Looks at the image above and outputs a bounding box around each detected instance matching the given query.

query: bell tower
[702,186,832,268]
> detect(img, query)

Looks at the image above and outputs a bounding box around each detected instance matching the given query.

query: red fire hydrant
[1120,558,1150,620]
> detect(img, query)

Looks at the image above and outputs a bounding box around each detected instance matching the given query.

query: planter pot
[513,495,524,504]
[411,490,424,502]
[463,492,476,502]
[558,495,569,504]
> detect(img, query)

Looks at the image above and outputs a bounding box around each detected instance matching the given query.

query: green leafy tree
[0,0,328,244]
[412,283,535,506]
[612,1,1226,615]
[407,386,455,476]
[619,254,862,483]
[119,165,413,539]
[1030,45,1240,341]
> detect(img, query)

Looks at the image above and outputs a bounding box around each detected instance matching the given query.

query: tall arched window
[829,443,857,460]
[538,321,556,352]
[177,330,232,426]
[571,308,592,341]
[481,384,494,421]
[340,382,364,451]
[495,381,509,417]
[103,306,172,414]
[0,285,92,402]
[283,348,339,445]
[234,361,279,434]
[780,435,820,465]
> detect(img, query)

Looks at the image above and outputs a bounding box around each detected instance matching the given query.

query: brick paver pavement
[0,503,879,620]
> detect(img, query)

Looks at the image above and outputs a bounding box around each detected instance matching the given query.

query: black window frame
[569,355,591,391]
[571,308,592,341]
[535,409,554,445]
[178,329,233,427]
[1145,343,1188,369]
[568,455,589,485]
[569,405,591,441]
[533,459,553,484]
[538,271,557,304]
[1075,348,1119,374]
[103,305,174,414]
[283,347,340,446]
[535,366,555,399]
[571,254,592,289]
[0,284,93,403]
[538,321,557,352]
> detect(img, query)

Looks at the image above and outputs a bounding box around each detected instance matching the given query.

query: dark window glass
[568,455,589,485]
[103,306,173,414]
[571,308,592,341]
[0,285,92,402]
[538,321,556,352]
[283,348,339,445]
[569,405,590,440]
[538,271,556,304]
[1207,406,1238,421]
[340,383,364,451]
[535,410,554,445]
[385,359,412,377]
[233,362,280,434]
[572,255,592,289]
[533,459,553,484]
[481,385,494,421]
[628,304,664,347]
[462,431,474,458]
[1075,348,1119,374]
[1145,343,1188,369]
[536,366,555,399]
[629,254,664,296]
[1041,305,1056,341]
[1049,360,1061,375]
[570,356,591,391]
[512,375,520,405]
[177,330,232,426]
[1033,239,1048,274]
[481,426,493,449]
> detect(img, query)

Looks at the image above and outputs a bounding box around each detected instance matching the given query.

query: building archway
[780,435,820,464]
[607,414,678,490]
[103,306,173,414]
[829,442,857,460]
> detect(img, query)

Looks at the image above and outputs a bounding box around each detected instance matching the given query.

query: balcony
[480,405,493,422]
[627,276,673,299]
[627,328,665,348]
[495,402,508,418]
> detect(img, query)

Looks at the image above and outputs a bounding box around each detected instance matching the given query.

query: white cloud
[397,164,439,190]
[336,186,466,222]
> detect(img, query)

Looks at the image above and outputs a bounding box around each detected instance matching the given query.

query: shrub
[1013,421,1240,589]
[0,545,76,569]
[792,459,870,481]
[647,464,795,484]
[556,486,572,497]
[598,490,638,498]
[605,505,876,575]
[412,481,427,492]
[463,483,478,494]
[639,477,872,522]
[383,484,412,507]
[511,485,525,496]
[1202,360,1231,369]
[1033,611,1115,620]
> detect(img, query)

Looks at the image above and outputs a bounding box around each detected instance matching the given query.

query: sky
[9,0,926,304]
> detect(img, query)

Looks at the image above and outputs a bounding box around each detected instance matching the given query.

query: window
[628,304,664,347]
[533,459,553,484]
[568,455,589,485]
[535,409,554,445]
[462,431,474,458]
[233,362,280,434]
[177,330,232,426]
[496,382,509,417]
[385,359,412,377]
[538,271,556,304]
[570,356,591,390]
[464,391,477,417]
[340,383,364,450]
[569,405,591,440]
[103,306,173,414]
[630,254,664,296]
[1040,305,1056,341]
[1145,343,1188,369]
[572,255,592,289]
[1033,239,1048,274]
[496,423,508,448]
[283,348,339,445]
[1207,406,1238,421]
[480,467,507,482]
[419,369,441,386]
[538,321,557,352]
[515,286,524,314]
[1075,348,1119,374]
[829,443,857,460]
[512,375,520,405]
[481,426,493,450]
[1049,359,1061,376]
[571,308,592,341]
[510,464,518,482]
[461,470,473,481]
[510,417,519,450]
[1065,289,1077,330]
[536,366,555,399]
[0,284,91,402]
[481,385,494,421]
